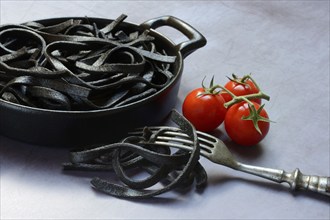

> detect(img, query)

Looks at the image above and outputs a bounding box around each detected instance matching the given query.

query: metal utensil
[130,126,330,196]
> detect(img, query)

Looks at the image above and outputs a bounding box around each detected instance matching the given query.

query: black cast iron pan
[0,15,206,147]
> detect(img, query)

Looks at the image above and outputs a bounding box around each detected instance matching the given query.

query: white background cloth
[0,1,329,219]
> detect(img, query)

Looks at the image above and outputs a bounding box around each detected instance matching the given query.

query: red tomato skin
[182,88,227,132]
[221,79,261,104]
[224,102,269,146]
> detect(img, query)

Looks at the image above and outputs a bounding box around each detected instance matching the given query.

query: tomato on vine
[221,74,262,105]
[182,74,271,146]
[224,101,270,146]
[182,78,227,132]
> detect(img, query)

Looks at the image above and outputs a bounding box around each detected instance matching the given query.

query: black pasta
[0,14,176,110]
[63,110,207,199]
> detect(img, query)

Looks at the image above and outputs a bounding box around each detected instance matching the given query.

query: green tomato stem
[207,74,272,135]
[243,74,261,91]
[230,73,264,94]
[210,84,270,108]
[224,92,270,108]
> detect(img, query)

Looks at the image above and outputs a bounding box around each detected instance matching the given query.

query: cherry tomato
[224,102,269,146]
[182,88,227,132]
[221,79,261,104]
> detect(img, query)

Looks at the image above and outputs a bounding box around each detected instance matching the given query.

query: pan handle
[140,16,206,58]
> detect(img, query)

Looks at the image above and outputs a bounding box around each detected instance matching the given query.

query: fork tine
[129,126,218,156]
[143,140,210,158]
[155,135,212,154]
[156,132,214,152]
[194,131,219,145]
[128,126,176,135]
[129,126,218,149]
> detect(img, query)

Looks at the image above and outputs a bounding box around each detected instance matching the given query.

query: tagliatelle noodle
[63,110,207,199]
[0,14,177,110]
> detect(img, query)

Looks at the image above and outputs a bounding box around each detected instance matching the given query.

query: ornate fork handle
[235,163,330,196]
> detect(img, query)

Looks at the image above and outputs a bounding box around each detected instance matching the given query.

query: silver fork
[130,126,330,196]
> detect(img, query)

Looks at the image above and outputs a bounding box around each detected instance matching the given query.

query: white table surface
[0,1,329,219]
